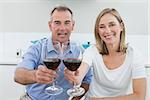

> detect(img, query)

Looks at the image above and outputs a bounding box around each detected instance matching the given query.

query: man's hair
[51,4,73,16]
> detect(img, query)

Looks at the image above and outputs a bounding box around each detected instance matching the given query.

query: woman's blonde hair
[94,8,127,55]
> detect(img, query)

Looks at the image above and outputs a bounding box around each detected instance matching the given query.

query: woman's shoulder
[127,44,144,61]
[83,44,100,57]
[127,45,142,55]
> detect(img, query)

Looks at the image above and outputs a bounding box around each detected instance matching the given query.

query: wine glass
[63,50,85,97]
[43,58,63,95]
[43,40,69,95]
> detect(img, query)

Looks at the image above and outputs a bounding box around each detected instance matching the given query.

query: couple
[14,4,146,100]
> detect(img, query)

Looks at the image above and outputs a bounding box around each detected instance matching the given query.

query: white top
[82,45,146,99]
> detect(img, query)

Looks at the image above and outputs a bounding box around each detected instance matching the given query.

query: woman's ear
[120,22,124,31]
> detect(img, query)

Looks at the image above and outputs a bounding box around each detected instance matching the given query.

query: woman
[64,8,146,100]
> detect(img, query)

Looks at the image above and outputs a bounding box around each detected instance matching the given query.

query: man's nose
[59,24,66,30]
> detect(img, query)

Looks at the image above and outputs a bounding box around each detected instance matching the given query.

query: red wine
[43,58,61,70]
[63,58,81,71]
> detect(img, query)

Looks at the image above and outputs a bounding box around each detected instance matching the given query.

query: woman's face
[98,13,123,46]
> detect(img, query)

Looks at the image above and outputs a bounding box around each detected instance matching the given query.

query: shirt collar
[46,37,76,53]
[47,37,56,52]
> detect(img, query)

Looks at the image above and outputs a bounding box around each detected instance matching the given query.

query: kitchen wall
[0,0,149,64]
[0,0,148,34]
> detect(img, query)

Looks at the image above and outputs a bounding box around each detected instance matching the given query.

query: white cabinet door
[0,65,25,100]
[146,67,150,100]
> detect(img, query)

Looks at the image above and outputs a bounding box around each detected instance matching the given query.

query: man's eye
[53,21,61,25]
[65,22,71,25]
[55,22,60,25]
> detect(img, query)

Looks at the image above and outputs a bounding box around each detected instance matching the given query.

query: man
[14,5,92,100]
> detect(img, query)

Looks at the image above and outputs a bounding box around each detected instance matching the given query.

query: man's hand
[35,65,57,84]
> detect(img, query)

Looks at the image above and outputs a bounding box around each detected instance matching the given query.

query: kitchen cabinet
[0,65,149,100]
[0,65,25,100]
[146,66,150,100]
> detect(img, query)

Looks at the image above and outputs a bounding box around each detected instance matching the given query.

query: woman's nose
[105,26,111,33]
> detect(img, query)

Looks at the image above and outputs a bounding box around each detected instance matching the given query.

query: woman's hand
[64,67,79,84]
[89,97,104,100]
[71,96,81,100]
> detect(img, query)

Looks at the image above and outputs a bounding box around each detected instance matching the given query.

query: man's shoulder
[32,38,48,46]
[38,37,49,44]
[27,38,49,53]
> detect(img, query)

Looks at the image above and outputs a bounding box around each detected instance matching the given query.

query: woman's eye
[109,23,116,27]
[99,26,105,28]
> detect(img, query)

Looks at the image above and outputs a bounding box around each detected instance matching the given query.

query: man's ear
[72,20,75,30]
[48,21,52,31]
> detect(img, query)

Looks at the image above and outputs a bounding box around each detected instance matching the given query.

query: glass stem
[73,82,78,92]
[51,78,56,90]
[73,82,76,88]
[52,81,55,88]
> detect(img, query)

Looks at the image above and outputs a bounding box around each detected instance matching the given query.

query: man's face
[49,10,75,43]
